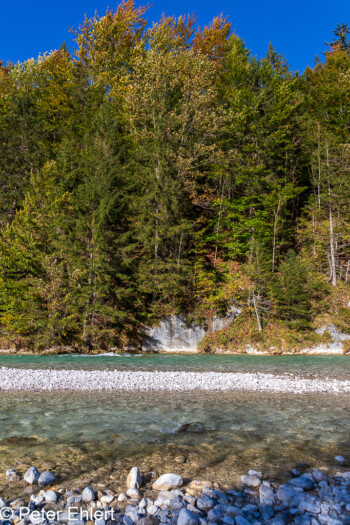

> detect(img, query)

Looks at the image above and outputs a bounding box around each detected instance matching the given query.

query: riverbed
[0,354,349,499]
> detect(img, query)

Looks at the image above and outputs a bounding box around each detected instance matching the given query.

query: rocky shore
[0,368,350,393]
[2,460,350,525]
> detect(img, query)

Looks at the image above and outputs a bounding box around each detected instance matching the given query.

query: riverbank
[1,368,350,393]
[2,462,350,525]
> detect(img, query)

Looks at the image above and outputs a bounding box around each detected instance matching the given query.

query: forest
[0,2,349,352]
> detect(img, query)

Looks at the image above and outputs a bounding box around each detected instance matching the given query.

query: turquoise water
[0,353,349,378]
[0,390,349,492]
[0,354,349,496]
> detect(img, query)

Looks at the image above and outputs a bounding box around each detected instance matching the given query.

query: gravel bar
[0,367,350,393]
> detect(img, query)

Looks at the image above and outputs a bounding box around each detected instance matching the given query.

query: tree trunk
[329,202,337,286]
[253,293,262,332]
[272,198,281,273]
[326,141,337,287]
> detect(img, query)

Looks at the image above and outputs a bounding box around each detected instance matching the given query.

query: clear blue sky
[1,0,349,72]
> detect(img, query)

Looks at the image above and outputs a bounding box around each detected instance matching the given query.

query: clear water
[0,353,349,379]
[0,354,349,497]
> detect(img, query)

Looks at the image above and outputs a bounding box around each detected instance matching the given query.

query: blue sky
[1,0,349,72]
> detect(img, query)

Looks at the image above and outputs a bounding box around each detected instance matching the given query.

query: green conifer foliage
[272,250,312,330]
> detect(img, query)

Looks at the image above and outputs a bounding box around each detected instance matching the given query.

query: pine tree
[272,250,312,330]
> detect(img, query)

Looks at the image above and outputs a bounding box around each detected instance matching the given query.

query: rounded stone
[6,469,18,480]
[147,505,160,515]
[152,474,183,491]
[45,490,58,503]
[138,518,160,525]
[312,469,326,482]
[24,466,40,485]
[100,494,114,504]
[126,488,140,498]
[177,508,199,525]
[82,486,96,503]
[259,484,275,506]
[38,471,56,486]
[335,455,346,464]
[241,474,261,488]
[174,456,186,464]
[196,495,215,512]
[288,476,316,491]
[126,467,142,490]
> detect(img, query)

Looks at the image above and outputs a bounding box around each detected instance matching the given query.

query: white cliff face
[315,323,350,341]
[142,316,205,352]
[142,310,241,352]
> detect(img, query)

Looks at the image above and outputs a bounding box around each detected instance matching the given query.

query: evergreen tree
[272,250,312,330]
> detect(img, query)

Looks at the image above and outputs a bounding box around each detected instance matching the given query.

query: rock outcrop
[142,310,241,352]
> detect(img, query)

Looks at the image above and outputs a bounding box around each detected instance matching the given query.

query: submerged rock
[335,455,346,464]
[6,468,18,480]
[178,423,204,434]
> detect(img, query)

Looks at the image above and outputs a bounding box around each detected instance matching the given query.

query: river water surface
[0,354,349,497]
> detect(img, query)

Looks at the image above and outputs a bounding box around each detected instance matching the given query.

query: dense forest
[0,2,349,352]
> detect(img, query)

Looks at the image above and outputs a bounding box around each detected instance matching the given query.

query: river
[0,354,349,497]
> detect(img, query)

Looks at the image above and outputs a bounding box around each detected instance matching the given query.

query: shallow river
[0,354,349,497]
